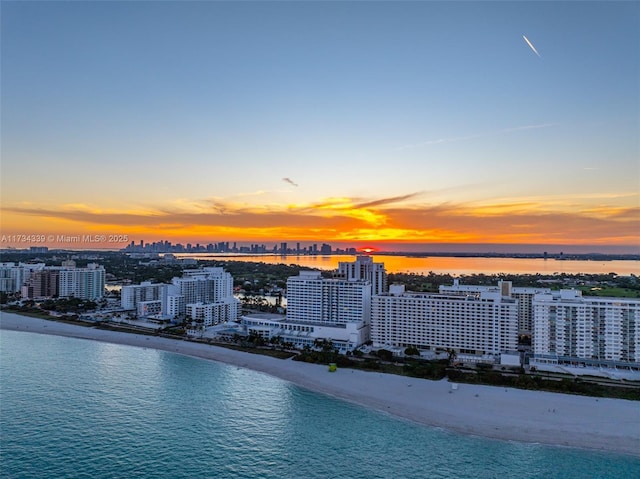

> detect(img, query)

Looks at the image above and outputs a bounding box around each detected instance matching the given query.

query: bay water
[172,253,640,276]
[1,330,638,478]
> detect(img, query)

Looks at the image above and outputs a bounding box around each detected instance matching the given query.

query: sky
[1,1,638,253]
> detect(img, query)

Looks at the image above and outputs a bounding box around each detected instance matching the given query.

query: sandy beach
[2,311,639,457]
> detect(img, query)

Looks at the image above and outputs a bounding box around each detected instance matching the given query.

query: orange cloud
[1,194,638,249]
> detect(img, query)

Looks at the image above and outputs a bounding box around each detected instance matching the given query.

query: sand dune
[2,311,638,457]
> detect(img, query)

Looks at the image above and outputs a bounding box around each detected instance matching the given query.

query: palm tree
[447,348,457,366]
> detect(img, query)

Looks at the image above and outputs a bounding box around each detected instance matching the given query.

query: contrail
[522,35,541,58]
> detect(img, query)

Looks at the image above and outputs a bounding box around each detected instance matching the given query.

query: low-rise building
[186,299,240,326]
[241,313,367,353]
[137,300,163,318]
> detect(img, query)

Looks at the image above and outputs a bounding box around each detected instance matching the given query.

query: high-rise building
[244,270,373,352]
[337,255,387,295]
[532,290,640,366]
[166,294,186,319]
[57,263,105,300]
[169,267,239,322]
[440,280,550,335]
[172,267,235,304]
[371,285,518,358]
[286,271,371,325]
[21,269,59,299]
[0,262,45,293]
[121,281,168,311]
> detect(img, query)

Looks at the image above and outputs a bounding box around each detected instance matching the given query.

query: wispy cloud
[501,123,556,133]
[397,123,556,151]
[397,133,483,150]
[354,192,423,209]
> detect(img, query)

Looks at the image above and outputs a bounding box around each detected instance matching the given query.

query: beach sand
[2,311,639,457]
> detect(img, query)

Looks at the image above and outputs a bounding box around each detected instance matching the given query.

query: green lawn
[578,287,640,298]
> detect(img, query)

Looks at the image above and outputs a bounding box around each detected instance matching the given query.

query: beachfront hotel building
[371,285,518,360]
[336,255,388,295]
[167,267,240,322]
[440,280,550,336]
[57,263,105,300]
[286,270,371,325]
[241,312,366,353]
[121,281,168,311]
[532,290,640,369]
[186,300,240,327]
[171,267,235,304]
[239,268,373,352]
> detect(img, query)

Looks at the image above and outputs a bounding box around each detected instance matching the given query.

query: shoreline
[2,311,639,457]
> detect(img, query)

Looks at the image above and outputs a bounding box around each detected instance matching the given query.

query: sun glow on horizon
[1,192,638,252]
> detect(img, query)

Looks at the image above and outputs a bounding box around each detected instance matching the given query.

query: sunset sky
[1,1,638,253]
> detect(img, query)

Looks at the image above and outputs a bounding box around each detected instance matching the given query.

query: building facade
[21,269,59,299]
[121,281,168,311]
[186,300,240,326]
[58,263,105,300]
[440,279,550,335]
[372,285,518,358]
[286,270,371,325]
[172,268,234,304]
[0,262,45,293]
[137,300,163,318]
[167,267,239,322]
[337,255,387,295]
[280,270,372,351]
[532,289,640,366]
[241,313,366,353]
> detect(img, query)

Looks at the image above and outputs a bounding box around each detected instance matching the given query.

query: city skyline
[1,2,638,252]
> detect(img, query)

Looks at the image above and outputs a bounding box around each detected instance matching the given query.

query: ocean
[1,330,638,478]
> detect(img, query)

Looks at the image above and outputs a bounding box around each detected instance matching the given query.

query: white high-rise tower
[337,255,387,295]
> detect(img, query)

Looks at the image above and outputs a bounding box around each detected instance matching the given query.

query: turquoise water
[1,331,638,478]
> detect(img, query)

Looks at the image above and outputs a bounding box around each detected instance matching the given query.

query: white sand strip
[2,311,639,457]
